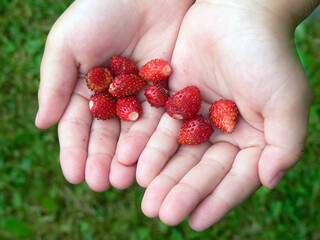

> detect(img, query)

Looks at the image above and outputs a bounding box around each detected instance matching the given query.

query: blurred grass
[0,1,320,239]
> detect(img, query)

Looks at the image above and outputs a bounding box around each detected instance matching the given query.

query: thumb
[258,65,311,189]
[36,19,78,129]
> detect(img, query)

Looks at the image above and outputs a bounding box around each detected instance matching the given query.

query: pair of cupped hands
[36,0,311,231]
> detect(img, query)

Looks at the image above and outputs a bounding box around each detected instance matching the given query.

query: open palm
[138,0,311,231]
[36,0,194,191]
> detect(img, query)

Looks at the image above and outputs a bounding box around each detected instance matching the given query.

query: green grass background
[0,1,320,239]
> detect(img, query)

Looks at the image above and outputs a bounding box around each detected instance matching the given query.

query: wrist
[267,0,320,27]
[197,0,320,28]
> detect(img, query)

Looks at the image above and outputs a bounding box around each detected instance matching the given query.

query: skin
[36,0,194,191]
[36,0,319,232]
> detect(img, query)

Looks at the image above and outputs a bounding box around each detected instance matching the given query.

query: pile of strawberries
[85,56,239,145]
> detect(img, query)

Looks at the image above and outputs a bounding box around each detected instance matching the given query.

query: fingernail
[35,111,39,126]
[271,171,284,188]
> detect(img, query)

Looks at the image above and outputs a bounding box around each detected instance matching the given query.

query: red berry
[139,58,172,83]
[116,96,142,122]
[86,67,113,92]
[144,84,169,108]
[165,86,201,120]
[109,74,147,98]
[178,115,213,145]
[110,56,139,76]
[89,93,117,120]
[157,79,169,89]
[209,99,239,134]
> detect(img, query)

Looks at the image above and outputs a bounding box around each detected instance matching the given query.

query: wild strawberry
[157,79,169,89]
[144,84,169,108]
[116,96,142,122]
[178,115,213,145]
[109,74,147,98]
[89,93,117,120]
[139,58,172,83]
[209,99,239,134]
[86,67,113,92]
[165,85,201,120]
[110,56,139,76]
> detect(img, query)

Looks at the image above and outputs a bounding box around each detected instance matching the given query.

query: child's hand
[138,0,311,230]
[36,0,193,191]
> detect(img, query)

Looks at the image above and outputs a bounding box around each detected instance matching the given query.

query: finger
[58,82,91,184]
[188,147,262,231]
[109,157,137,190]
[85,117,120,192]
[108,120,136,189]
[158,142,238,226]
[136,114,183,187]
[116,101,165,166]
[141,143,210,218]
[36,23,78,129]
[259,73,311,189]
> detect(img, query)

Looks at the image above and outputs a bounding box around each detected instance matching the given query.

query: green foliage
[0,1,319,239]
